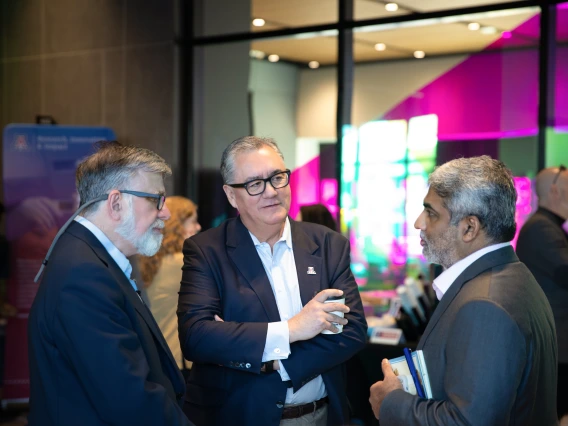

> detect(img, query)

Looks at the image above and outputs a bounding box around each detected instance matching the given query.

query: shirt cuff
[262,321,291,362]
[277,360,291,381]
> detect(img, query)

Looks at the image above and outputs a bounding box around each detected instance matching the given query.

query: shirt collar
[249,217,293,250]
[74,216,133,279]
[432,241,511,300]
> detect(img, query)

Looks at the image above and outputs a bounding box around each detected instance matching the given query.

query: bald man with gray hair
[517,165,568,421]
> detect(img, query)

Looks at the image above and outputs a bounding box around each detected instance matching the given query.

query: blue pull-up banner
[2,124,115,404]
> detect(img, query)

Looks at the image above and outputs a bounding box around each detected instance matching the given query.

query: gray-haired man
[28,141,193,426]
[370,156,558,425]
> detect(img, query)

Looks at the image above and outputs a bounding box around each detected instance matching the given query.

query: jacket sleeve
[280,237,368,389]
[380,300,526,426]
[54,263,191,426]
[177,238,268,373]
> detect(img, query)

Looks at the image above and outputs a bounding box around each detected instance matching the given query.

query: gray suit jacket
[380,246,558,426]
[516,207,568,364]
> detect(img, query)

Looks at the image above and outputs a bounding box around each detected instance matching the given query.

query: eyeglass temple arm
[34,195,109,283]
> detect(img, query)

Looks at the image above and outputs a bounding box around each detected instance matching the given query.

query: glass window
[354,0,530,21]
[194,0,338,37]
[193,36,337,228]
[343,7,540,295]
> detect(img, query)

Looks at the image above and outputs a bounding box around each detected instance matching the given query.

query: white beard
[116,205,164,256]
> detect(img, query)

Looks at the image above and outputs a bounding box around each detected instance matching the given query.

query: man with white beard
[28,141,193,426]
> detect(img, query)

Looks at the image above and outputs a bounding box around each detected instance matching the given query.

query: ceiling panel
[252,0,338,31]
[248,1,538,65]
[252,37,338,65]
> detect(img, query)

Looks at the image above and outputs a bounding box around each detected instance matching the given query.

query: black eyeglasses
[227,170,291,196]
[553,165,566,185]
[119,190,166,210]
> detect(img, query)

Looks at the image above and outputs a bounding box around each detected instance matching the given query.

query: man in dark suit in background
[178,136,367,426]
[370,156,558,425]
[517,165,568,422]
[28,142,192,426]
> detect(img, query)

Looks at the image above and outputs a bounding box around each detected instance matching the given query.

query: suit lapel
[67,222,182,378]
[290,220,322,306]
[226,218,281,322]
[419,246,518,348]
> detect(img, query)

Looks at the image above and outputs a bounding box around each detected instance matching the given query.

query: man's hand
[288,289,349,343]
[369,358,403,420]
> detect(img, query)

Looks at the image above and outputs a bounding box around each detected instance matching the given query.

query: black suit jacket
[28,221,192,426]
[517,207,568,364]
[178,217,367,426]
[380,246,558,425]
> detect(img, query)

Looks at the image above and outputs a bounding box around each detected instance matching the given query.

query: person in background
[178,136,367,426]
[28,142,192,426]
[297,204,337,231]
[369,156,558,425]
[139,196,201,371]
[516,165,568,422]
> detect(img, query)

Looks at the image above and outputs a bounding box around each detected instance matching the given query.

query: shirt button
[276,401,284,409]
[274,348,281,354]
[245,363,251,368]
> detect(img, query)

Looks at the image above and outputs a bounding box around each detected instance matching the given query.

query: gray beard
[422,226,460,269]
[116,208,164,256]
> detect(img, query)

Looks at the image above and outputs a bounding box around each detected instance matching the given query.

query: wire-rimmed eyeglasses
[119,190,166,210]
[553,165,566,185]
[227,170,291,196]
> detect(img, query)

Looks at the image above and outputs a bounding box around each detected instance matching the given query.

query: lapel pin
[307,266,316,275]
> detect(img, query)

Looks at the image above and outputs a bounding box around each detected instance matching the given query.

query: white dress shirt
[432,242,511,300]
[251,218,326,405]
[74,216,138,291]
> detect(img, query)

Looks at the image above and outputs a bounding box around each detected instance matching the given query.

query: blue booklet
[388,349,432,399]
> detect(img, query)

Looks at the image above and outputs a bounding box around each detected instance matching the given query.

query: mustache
[153,219,165,229]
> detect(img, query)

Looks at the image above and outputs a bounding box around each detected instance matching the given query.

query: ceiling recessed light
[252,18,265,27]
[308,61,320,69]
[480,26,497,35]
[385,3,399,12]
[374,43,386,51]
[268,54,280,63]
[413,50,425,59]
[468,22,480,31]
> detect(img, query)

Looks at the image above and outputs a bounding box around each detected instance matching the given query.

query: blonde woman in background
[139,196,201,370]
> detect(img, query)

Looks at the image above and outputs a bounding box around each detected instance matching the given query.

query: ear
[460,215,481,243]
[550,183,561,201]
[106,190,124,221]
[223,185,238,209]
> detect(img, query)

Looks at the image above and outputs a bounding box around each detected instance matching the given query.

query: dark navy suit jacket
[178,217,367,426]
[28,221,192,426]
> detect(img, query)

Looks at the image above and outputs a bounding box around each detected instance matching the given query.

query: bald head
[536,166,568,218]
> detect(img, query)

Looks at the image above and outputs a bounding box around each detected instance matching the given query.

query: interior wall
[0,0,177,195]
[249,60,299,169]
[296,55,467,140]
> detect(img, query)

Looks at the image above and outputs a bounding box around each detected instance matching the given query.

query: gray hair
[76,141,172,216]
[429,156,517,243]
[220,136,284,184]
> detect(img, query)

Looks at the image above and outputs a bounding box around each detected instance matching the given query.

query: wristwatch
[260,361,275,373]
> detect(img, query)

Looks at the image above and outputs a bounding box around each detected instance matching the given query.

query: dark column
[537,2,557,171]
[336,0,354,213]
